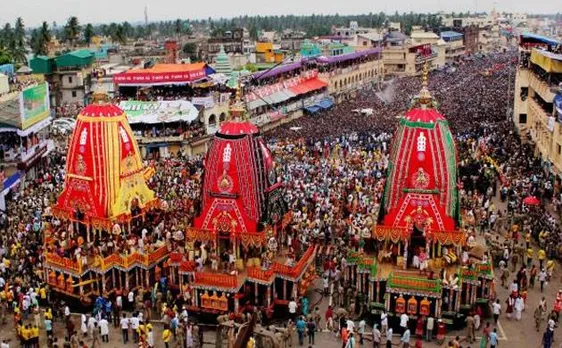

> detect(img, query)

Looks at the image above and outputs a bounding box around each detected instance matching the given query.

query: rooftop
[440,31,464,39]
[411,31,440,39]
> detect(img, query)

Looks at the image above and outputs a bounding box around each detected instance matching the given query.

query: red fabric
[383,107,457,232]
[114,63,207,85]
[55,102,142,221]
[289,78,328,95]
[194,133,267,234]
[218,121,259,135]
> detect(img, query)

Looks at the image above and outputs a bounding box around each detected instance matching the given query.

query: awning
[317,98,334,110]
[289,78,328,95]
[531,49,562,73]
[268,90,294,104]
[305,106,321,114]
[246,99,267,110]
[2,172,21,195]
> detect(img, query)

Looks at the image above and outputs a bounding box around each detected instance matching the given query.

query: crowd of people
[0,48,561,348]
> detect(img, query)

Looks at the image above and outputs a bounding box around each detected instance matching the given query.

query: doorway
[408,225,426,268]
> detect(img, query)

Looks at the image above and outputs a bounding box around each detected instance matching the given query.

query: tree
[30,29,47,56]
[111,24,127,45]
[0,45,12,65]
[249,26,258,40]
[29,22,51,56]
[182,42,197,61]
[174,19,183,36]
[64,16,81,47]
[83,23,94,44]
[40,21,51,43]
[14,17,25,49]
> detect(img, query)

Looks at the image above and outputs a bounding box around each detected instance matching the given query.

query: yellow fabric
[538,249,546,260]
[64,108,156,221]
[531,49,562,73]
[527,248,534,258]
[162,329,172,342]
[31,327,39,338]
[21,328,30,340]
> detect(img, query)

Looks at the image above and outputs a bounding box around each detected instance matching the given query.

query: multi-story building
[440,31,465,63]
[202,28,245,61]
[512,33,562,175]
[30,49,95,106]
[383,31,441,76]
[332,21,374,38]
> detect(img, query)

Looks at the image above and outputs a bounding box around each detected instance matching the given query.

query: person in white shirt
[81,314,88,337]
[130,315,140,343]
[288,299,298,320]
[400,313,409,334]
[381,311,388,335]
[99,317,109,342]
[147,328,154,348]
[87,316,97,338]
[386,327,393,346]
[357,319,366,344]
[426,316,434,342]
[492,299,502,324]
[64,305,71,320]
[128,291,135,311]
[346,318,355,333]
[1,339,9,348]
[120,314,130,344]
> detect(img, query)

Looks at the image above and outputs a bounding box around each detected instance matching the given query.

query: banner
[191,96,215,109]
[113,69,206,85]
[118,100,200,124]
[19,82,50,130]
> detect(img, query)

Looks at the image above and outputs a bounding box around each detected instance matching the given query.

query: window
[518,114,527,124]
[558,144,561,155]
[71,91,77,98]
[68,76,73,84]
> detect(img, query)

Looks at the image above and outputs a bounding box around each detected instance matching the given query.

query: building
[410,30,440,46]
[332,21,374,38]
[440,31,465,63]
[255,41,285,64]
[460,25,479,54]
[383,31,440,76]
[512,33,562,175]
[30,49,95,106]
[280,30,306,51]
[203,28,245,61]
[350,32,384,50]
[0,80,54,209]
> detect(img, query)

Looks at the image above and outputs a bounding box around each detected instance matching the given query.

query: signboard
[118,100,199,124]
[19,82,50,130]
[113,69,206,85]
[192,96,215,109]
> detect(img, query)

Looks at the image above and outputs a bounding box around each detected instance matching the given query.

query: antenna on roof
[144,5,149,26]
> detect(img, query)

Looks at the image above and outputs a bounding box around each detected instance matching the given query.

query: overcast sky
[2,0,559,28]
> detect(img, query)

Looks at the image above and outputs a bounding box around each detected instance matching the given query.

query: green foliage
[83,23,94,44]
[244,63,258,72]
[64,16,81,47]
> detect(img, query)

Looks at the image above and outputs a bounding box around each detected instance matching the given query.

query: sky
[1,0,559,28]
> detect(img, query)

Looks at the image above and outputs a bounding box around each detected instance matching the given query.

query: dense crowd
[1,49,562,348]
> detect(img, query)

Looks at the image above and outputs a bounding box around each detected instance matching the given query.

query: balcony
[528,98,552,125]
[416,52,438,63]
[528,72,556,102]
[135,135,184,144]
